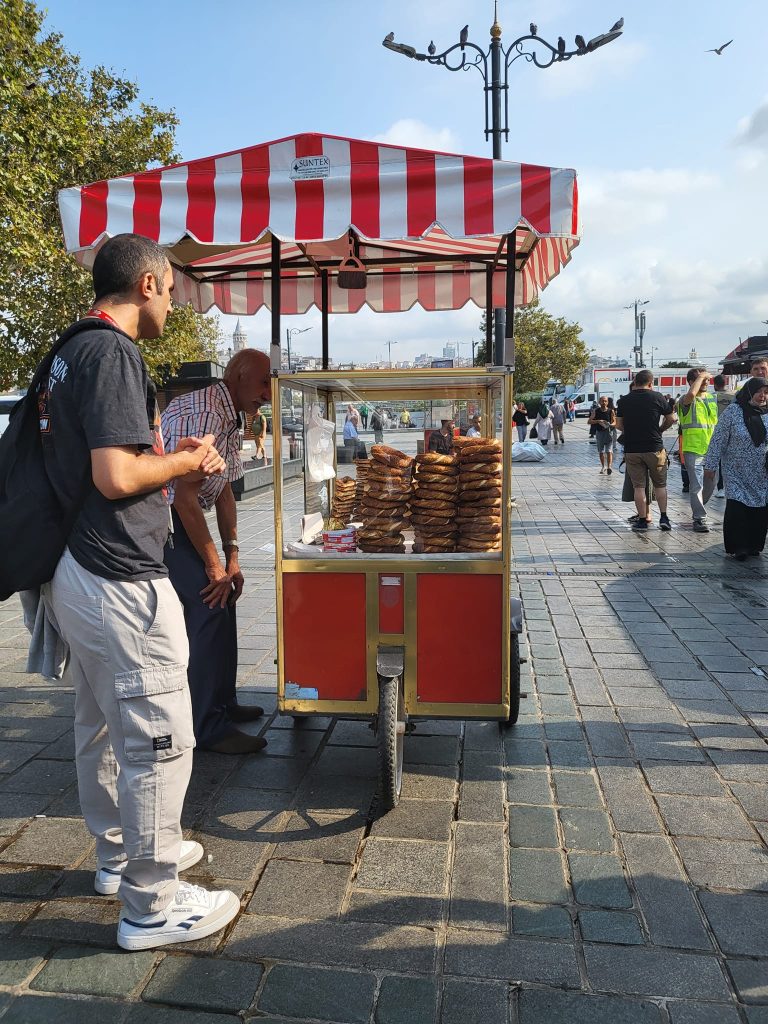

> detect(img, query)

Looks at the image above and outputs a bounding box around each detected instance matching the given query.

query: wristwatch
[223,540,239,551]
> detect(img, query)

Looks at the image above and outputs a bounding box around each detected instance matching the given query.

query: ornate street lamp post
[383,5,623,363]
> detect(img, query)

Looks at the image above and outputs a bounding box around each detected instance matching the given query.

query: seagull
[557,36,566,57]
[460,24,469,49]
[611,17,624,32]
[706,39,733,55]
[384,31,394,43]
[575,34,586,50]
[428,40,436,55]
[530,22,538,35]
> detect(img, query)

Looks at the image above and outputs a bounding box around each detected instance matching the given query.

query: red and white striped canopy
[58,132,579,315]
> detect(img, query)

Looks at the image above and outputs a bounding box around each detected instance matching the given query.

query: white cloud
[537,40,646,99]
[373,119,460,153]
[735,99,768,149]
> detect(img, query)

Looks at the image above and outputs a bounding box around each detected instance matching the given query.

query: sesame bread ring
[416,472,459,487]
[415,462,459,477]
[358,535,405,549]
[371,444,412,469]
[460,477,503,491]
[367,461,412,479]
[357,519,409,537]
[415,452,459,466]
[410,511,454,525]
[364,480,411,497]
[458,444,501,457]
[410,496,455,512]
[413,488,459,502]
[459,455,503,468]
[460,462,502,476]
[459,436,502,449]
[413,478,459,493]
[459,499,503,511]
[459,522,502,536]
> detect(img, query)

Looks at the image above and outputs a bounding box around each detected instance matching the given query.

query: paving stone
[439,978,508,1024]
[539,694,578,717]
[0,863,61,898]
[618,707,689,732]
[450,823,506,931]
[620,834,712,950]
[710,750,768,785]
[256,963,374,1023]
[547,740,592,768]
[0,937,49,986]
[248,859,350,918]
[346,891,444,928]
[201,787,292,834]
[0,994,124,1024]
[656,794,755,839]
[699,891,768,955]
[583,943,731,999]
[568,852,632,908]
[607,687,674,709]
[443,930,580,985]
[675,838,768,891]
[375,975,437,1024]
[327,719,377,747]
[22,899,119,946]
[512,903,572,939]
[544,719,585,741]
[509,804,559,848]
[642,762,727,797]
[274,811,366,862]
[579,909,644,945]
[506,768,552,805]
[403,735,461,766]
[518,988,662,1023]
[459,779,505,822]
[552,770,603,808]
[509,848,569,904]
[677,699,744,724]
[559,807,614,851]
[0,816,92,866]
[583,717,632,758]
[596,764,661,833]
[666,1003,741,1024]
[730,783,768,820]
[630,731,706,763]
[503,739,548,768]
[0,792,50,835]
[33,945,156,997]
[226,915,437,973]
[464,721,503,753]
[295,774,376,814]
[370,799,453,841]
[356,838,449,895]
[260,727,325,757]
[400,765,458,802]
[186,830,270,883]
[0,757,76,793]
[126,1007,239,1024]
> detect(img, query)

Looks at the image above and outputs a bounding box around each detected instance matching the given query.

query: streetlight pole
[286,326,313,371]
[387,339,398,368]
[383,7,623,365]
[624,300,649,369]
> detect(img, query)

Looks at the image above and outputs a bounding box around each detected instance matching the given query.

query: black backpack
[0,319,110,600]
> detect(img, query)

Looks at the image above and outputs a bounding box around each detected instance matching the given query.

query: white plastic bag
[306,403,337,482]
[512,440,546,462]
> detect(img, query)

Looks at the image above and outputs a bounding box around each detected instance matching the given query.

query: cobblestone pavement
[2,418,768,1022]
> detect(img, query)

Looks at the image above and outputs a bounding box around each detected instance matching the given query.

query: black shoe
[682,486,689,493]
[659,515,672,531]
[632,519,648,531]
[606,467,612,475]
[206,731,268,755]
[227,704,265,723]
[693,519,709,533]
[734,553,749,562]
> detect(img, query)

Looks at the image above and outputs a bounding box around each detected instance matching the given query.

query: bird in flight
[428,40,436,55]
[460,24,469,49]
[707,39,733,55]
[384,31,394,43]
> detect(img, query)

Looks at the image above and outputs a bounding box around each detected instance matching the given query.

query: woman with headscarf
[532,400,553,446]
[704,377,768,560]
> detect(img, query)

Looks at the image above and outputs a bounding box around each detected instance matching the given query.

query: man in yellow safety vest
[678,367,719,533]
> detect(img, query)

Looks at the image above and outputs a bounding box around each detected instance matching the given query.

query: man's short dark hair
[751,357,768,370]
[713,374,725,389]
[92,234,170,302]
[634,369,653,387]
[686,368,701,384]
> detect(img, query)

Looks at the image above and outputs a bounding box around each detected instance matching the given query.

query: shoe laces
[175,882,209,906]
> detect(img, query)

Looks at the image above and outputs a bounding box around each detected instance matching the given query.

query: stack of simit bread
[352,459,370,520]
[329,476,357,526]
[356,444,412,553]
[410,452,460,553]
[454,436,503,552]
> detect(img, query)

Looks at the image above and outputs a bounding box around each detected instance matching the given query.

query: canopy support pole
[504,230,516,367]
[321,269,329,370]
[270,234,281,373]
[485,266,493,365]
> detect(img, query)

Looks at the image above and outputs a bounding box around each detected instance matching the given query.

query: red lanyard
[84,308,120,329]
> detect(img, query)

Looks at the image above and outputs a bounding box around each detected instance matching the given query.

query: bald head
[224,348,272,416]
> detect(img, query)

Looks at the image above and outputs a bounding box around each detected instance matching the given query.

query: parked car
[0,393,23,438]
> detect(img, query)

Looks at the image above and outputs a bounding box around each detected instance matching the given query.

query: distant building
[232,319,248,353]
[442,343,457,360]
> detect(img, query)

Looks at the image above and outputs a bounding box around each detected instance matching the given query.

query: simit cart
[59,131,580,808]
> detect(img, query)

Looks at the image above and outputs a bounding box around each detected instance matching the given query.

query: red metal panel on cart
[283,573,368,700]
[379,573,404,634]
[416,573,503,704]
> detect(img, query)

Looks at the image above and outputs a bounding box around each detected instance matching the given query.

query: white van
[0,393,23,437]
[571,391,597,416]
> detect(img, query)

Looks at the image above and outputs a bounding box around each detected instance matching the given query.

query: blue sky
[45,0,768,370]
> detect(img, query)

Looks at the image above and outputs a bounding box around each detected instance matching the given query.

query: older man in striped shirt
[162,349,272,754]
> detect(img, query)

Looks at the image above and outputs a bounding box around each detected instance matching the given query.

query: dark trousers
[723,499,768,556]
[164,509,238,748]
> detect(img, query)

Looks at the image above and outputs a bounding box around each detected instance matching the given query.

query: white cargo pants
[42,548,194,918]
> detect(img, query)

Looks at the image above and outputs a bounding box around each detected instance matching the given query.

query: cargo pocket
[114,667,195,763]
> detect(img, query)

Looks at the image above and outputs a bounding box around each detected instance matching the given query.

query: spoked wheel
[376,673,406,811]
[505,633,522,728]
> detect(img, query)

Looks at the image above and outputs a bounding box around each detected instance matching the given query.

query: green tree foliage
[141,304,222,385]
[474,300,589,392]
[660,361,692,368]
[0,0,220,389]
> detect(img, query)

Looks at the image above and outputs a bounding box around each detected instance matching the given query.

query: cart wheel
[505,633,522,728]
[376,674,406,811]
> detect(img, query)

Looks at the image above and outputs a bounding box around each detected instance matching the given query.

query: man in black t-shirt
[616,369,677,531]
[40,233,240,951]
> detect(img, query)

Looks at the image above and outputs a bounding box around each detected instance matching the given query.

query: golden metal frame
[273,369,513,722]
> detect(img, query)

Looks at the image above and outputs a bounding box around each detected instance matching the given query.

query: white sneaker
[117,881,240,951]
[95,840,204,895]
